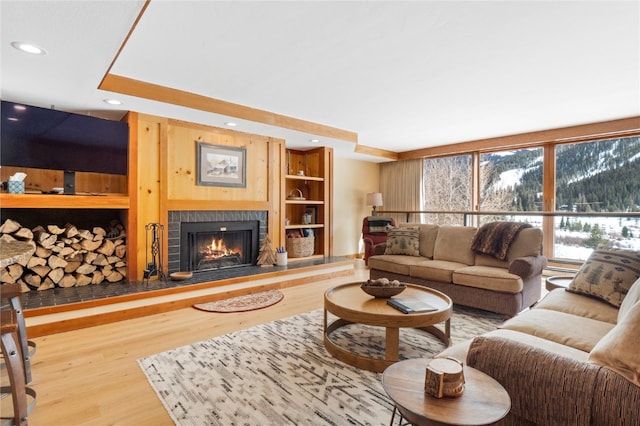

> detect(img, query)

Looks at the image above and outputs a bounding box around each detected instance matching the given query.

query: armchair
[362,216,396,265]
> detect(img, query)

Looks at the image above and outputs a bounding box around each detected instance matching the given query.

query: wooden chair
[1,284,35,384]
[1,312,35,426]
[1,284,36,426]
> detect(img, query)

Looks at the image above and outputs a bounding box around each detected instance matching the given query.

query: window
[422,155,471,225]
[554,136,640,261]
[479,148,543,213]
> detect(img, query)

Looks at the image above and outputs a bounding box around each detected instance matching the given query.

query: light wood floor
[21,264,369,426]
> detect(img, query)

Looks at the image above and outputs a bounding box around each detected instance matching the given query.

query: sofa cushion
[384,227,420,256]
[500,309,615,352]
[567,246,640,307]
[468,329,589,361]
[368,254,424,275]
[618,277,640,322]
[410,259,466,283]
[534,288,619,324]
[452,266,523,293]
[475,227,543,268]
[433,226,477,265]
[402,223,439,259]
[589,301,640,386]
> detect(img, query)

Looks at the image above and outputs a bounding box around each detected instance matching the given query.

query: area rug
[193,290,284,313]
[139,306,503,425]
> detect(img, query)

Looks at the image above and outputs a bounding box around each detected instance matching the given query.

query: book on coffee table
[387,298,438,314]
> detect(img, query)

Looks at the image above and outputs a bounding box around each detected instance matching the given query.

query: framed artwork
[196,142,246,187]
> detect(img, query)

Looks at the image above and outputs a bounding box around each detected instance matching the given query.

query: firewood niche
[0,218,126,291]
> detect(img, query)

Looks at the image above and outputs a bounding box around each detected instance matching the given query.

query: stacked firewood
[0,218,126,292]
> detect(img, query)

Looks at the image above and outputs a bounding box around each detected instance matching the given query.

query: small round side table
[545,275,574,292]
[382,358,510,426]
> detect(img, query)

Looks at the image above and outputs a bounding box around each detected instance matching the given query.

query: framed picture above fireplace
[196,141,246,187]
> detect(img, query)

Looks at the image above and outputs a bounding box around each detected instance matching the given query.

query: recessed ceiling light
[11,41,46,55]
[225,122,237,127]
[103,99,123,106]
[7,117,19,122]
[13,105,26,111]
[310,139,320,143]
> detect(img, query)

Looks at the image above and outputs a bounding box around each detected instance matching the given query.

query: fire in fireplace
[180,221,259,272]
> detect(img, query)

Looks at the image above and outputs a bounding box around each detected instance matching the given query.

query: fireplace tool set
[144,222,166,284]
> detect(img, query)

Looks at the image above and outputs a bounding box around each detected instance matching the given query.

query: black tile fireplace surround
[168,210,267,274]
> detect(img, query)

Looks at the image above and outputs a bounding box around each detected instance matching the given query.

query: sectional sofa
[368,223,547,316]
[439,247,640,425]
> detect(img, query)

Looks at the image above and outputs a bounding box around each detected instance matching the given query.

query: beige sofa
[439,271,640,425]
[368,223,547,316]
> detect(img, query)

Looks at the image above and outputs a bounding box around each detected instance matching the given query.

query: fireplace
[180,220,259,272]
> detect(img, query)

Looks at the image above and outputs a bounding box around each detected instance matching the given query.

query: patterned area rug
[139,306,503,425]
[193,290,284,313]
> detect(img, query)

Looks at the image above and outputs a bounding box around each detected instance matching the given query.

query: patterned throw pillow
[567,246,640,307]
[384,227,420,256]
[367,217,394,233]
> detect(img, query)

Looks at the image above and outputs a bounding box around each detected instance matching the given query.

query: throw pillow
[618,277,640,323]
[588,300,640,386]
[367,217,394,233]
[567,246,640,307]
[384,227,420,256]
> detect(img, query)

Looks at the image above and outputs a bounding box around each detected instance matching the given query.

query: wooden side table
[545,275,574,292]
[382,358,510,426]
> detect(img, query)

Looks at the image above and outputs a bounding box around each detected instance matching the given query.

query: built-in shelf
[285,174,324,182]
[0,193,130,209]
[285,224,324,230]
[284,147,332,258]
[285,200,324,205]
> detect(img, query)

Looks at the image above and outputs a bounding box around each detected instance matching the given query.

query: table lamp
[366,192,383,216]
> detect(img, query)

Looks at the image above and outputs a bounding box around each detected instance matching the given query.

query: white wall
[332,157,380,257]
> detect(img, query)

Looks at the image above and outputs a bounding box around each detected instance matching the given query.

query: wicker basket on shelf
[287,189,306,201]
[286,236,315,257]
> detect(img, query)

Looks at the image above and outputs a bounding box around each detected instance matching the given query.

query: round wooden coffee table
[323,282,453,373]
[382,358,511,426]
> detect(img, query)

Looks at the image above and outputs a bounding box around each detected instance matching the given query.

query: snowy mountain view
[483,137,640,261]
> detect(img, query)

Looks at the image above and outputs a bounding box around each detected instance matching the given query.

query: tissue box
[8,181,25,194]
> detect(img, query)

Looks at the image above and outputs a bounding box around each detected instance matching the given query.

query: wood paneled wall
[130,115,285,281]
[0,167,127,194]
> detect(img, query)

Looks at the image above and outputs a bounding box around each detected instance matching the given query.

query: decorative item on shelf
[366,192,383,216]
[302,213,312,225]
[286,229,314,258]
[287,189,306,201]
[7,172,26,194]
[297,170,305,176]
[360,278,406,298]
[424,357,465,399]
[256,234,277,267]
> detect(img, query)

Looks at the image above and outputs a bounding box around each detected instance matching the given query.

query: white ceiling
[2,1,639,162]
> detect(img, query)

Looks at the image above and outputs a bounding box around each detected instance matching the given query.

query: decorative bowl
[360,282,406,298]
[169,271,193,281]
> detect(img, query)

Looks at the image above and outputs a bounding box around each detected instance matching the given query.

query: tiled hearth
[20,256,348,310]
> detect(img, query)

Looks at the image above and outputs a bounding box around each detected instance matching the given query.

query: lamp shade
[366,192,383,207]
